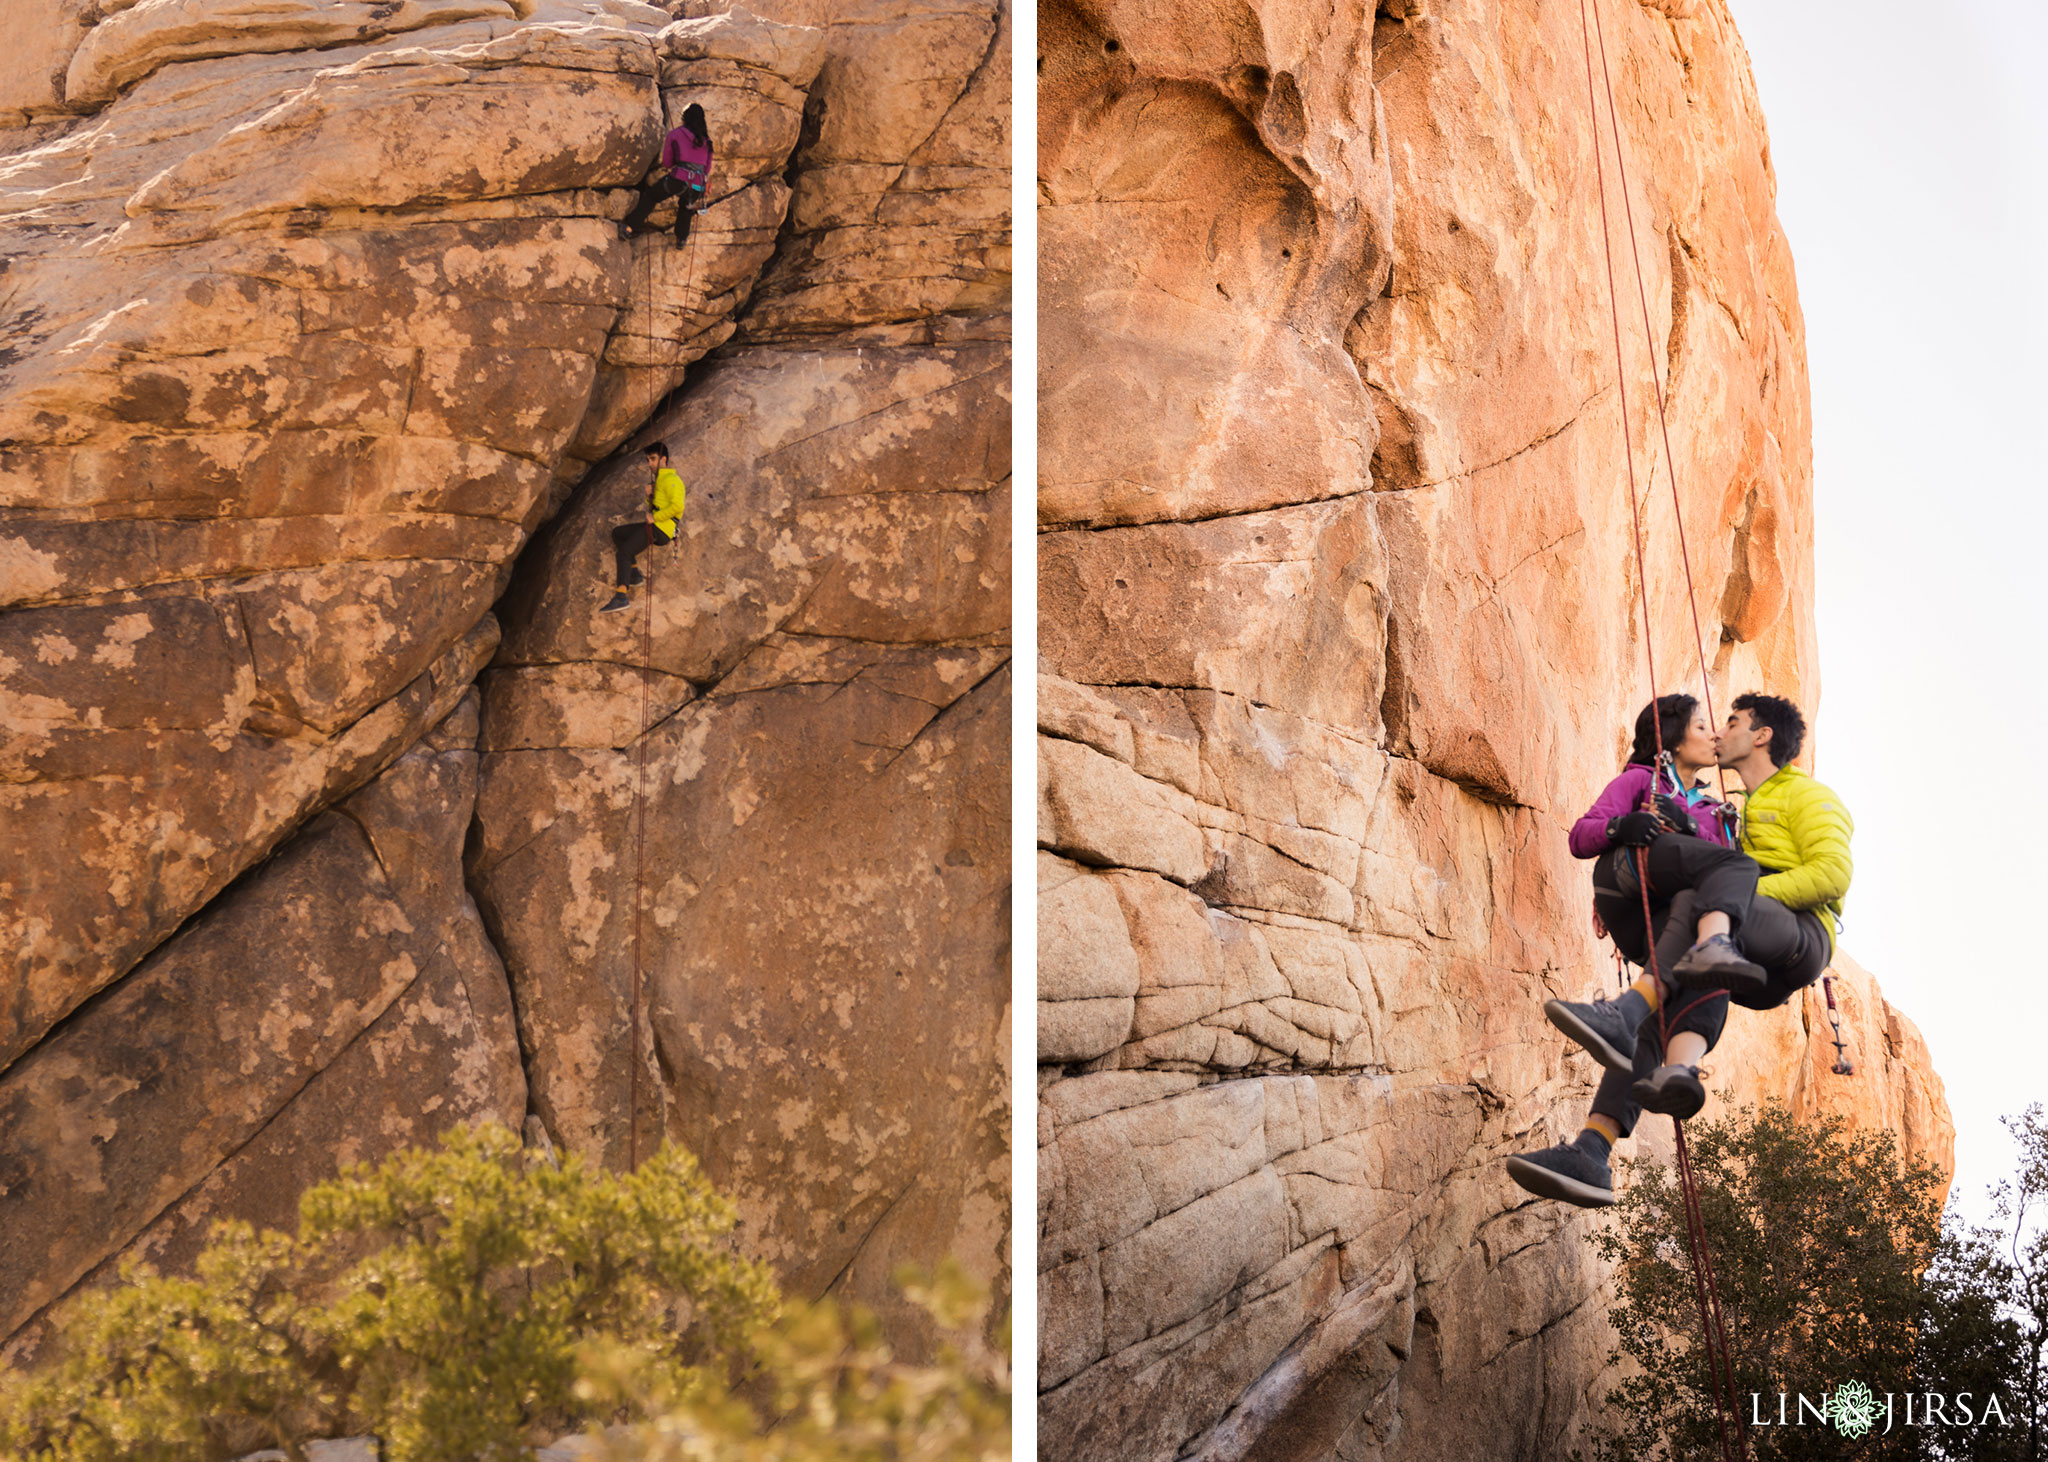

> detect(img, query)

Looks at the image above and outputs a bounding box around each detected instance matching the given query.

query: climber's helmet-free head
[645,441,670,464]
[1724,692,1806,769]
[681,103,708,145]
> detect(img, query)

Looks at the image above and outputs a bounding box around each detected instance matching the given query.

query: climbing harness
[1575,0,1747,1453]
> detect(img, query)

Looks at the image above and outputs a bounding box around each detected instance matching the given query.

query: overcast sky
[1723,0,2048,1220]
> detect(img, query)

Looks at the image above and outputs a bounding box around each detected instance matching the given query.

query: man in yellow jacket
[601,441,687,613]
[1509,693,1851,1207]
[1621,691,1852,1115]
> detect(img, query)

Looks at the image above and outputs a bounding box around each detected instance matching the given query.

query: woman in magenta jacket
[622,103,713,245]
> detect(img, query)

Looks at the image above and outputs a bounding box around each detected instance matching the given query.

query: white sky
[1725,0,2048,1220]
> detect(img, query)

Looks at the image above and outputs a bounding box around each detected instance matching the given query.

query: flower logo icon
[1826,1381,1879,1439]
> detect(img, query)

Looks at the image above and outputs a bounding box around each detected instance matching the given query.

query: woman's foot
[1670,933,1766,992]
[1506,1133,1615,1208]
[599,590,631,613]
[1629,1063,1707,1119]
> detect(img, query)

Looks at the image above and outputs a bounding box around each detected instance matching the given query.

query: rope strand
[627,168,707,1170]
[1578,0,1661,742]
[1579,1,1746,1455]
[629,236,653,1171]
[1587,0,1717,733]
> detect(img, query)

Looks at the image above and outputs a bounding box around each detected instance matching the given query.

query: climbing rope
[1584,0,1717,743]
[1576,0,1747,1454]
[625,164,709,1170]
[629,237,654,1171]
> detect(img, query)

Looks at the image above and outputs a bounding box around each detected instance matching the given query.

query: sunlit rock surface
[2,0,1009,1359]
[1036,0,1948,1456]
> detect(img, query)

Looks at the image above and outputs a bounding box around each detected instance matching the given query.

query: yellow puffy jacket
[1739,764,1852,950]
[650,466,687,535]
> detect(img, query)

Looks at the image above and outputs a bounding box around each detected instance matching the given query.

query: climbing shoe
[599,591,632,613]
[1544,992,1647,1074]
[622,567,645,586]
[1630,1064,1707,1120]
[1506,1134,1615,1208]
[1670,933,1766,993]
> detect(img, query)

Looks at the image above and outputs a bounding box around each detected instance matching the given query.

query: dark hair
[644,441,669,460]
[1732,692,1805,767]
[1629,693,1697,765]
[681,103,708,146]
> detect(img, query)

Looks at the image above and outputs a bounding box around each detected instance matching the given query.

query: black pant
[610,520,672,584]
[1590,892,1832,1137]
[622,175,703,244]
[1592,833,1759,973]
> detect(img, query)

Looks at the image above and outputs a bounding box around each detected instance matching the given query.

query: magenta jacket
[662,128,712,187]
[1568,762,1733,858]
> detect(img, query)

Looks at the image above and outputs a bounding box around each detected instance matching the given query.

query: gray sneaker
[1670,933,1766,992]
[1630,1063,1707,1120]
[1544,994,1645,1074]
[599,591,632,613]
[1506,1136,1615,1208]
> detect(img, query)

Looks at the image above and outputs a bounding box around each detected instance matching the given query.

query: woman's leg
[673,187,703,245]
[1643,834,1759,939]
[623,176,683,234]
[621,187,659,234]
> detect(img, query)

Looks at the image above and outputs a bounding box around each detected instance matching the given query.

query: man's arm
[1755,784,1852,910]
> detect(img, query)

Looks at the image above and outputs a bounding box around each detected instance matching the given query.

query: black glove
[1608,810,1664,847]
[1652,793,1699,838]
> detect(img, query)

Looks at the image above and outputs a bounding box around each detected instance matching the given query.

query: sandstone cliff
[1036,0,1949,1457]
[1,0,1009,1357]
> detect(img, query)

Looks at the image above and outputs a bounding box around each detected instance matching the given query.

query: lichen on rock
[2,0,1008,1364]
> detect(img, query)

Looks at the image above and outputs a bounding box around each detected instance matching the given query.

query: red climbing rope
[629,237,654,1171]
[1577,0,1746,1455]
[1586,0,1717,739]
[625,179,708,1170]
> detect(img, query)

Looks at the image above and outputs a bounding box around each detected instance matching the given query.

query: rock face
[473,328,1012,1310]
[1037,1,1948,1458]
[2,0,1007,1360]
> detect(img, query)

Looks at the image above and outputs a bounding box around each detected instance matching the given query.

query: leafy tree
[1981,1105,2048,1459]
[1915,1217,2026,1461]
[1582,1102,1952,1461]
[0,1125,1006,1462]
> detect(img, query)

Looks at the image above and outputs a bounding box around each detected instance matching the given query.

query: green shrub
[2,1123,965,1461]
[582,1259,1011,1462]
[1580,1101,2034,1461]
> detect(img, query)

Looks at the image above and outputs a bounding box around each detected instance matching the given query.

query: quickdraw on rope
[1822,970,1852,1075]
[1576,0,1746,1454]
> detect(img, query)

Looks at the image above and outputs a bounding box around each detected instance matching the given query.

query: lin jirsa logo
[1751,1381,2013,1436]
[1825,1382,1880,1439]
